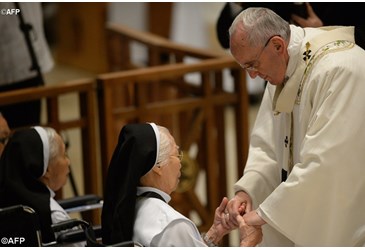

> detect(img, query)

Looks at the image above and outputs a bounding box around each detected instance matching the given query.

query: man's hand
[243,210,266,226]
[226,191,252,227]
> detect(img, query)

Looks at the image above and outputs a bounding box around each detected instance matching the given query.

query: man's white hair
[229,7,290,47]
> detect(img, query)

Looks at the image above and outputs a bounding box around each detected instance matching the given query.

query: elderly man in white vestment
[226,7,365,247]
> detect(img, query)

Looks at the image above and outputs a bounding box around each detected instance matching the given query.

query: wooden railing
[0,79,101,223]
[106,22,225,71]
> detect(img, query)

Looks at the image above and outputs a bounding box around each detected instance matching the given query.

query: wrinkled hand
[237,215,263,247]
[242,210,266,226]
[291,3,323,28]
[226,191,252,227]
[208,197,236,244]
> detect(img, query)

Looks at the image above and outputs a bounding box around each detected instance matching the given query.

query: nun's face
[159,143,182,195]
[45,134,70,191]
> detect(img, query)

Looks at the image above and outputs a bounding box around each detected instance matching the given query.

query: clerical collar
[137,186,171,203]
[286,25,305,79]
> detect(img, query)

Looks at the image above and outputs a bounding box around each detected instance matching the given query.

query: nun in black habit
[102,123,160,245]
[0,126,76,245]
[101,123,262,247]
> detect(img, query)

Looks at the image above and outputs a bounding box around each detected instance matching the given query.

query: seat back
[0,205,42,247]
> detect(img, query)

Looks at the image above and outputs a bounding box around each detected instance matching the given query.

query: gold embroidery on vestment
[295,40,354,105]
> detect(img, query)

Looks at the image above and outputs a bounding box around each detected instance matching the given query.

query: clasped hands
[206,192,263,247]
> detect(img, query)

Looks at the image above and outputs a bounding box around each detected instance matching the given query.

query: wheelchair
[0,203,142,247]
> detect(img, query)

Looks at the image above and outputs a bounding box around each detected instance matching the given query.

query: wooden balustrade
[106,22,226,71]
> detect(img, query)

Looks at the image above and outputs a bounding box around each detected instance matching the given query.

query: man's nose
[248,70,259,78]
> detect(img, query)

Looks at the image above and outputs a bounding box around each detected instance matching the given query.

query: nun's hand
[237,214,263,247]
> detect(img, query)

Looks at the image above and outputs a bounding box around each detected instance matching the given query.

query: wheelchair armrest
[51,218,90,232]
[57,194,103,213]
[56,224,101,244]
[57,194,102,209]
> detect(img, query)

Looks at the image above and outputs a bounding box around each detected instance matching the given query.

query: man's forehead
[230,26,250,47]
[230,33,251,56]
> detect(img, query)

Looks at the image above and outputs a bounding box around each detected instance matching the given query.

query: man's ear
[271,36,285,53]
